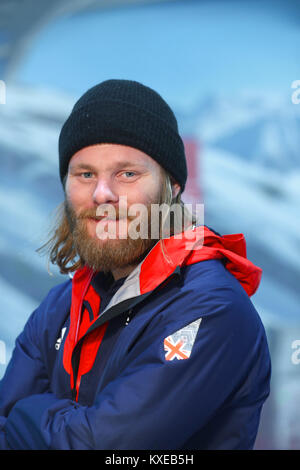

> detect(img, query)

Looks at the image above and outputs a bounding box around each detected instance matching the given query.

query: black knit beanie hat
[58,79,187,192]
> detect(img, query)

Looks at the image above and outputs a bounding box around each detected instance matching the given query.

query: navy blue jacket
[0,226,271,449]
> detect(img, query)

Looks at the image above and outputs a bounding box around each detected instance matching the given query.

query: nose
[92,177,119,206]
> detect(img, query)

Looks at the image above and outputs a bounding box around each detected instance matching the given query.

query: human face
[65,143,165,277]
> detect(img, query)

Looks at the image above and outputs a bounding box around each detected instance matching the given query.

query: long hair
[37,171,198,275]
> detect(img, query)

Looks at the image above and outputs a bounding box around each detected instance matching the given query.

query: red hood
[138,225,262,297]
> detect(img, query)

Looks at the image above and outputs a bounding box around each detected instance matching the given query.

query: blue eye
[124,171,136,178]
[82,172,93,178]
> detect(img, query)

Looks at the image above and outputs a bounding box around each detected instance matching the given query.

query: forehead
[68,143,161,171]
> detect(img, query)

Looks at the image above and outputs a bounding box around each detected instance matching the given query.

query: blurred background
[0,0,300,450]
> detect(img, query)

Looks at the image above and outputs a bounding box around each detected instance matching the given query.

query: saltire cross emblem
[164,318,202,361]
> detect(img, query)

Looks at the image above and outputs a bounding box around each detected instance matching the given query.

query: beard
[65,196,162,273]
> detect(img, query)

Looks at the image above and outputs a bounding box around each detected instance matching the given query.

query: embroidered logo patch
[164,318,202,361]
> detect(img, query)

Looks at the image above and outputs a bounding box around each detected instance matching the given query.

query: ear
[171,181,181,199]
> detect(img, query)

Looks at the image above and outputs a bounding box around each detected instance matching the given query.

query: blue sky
[15,0,300,105]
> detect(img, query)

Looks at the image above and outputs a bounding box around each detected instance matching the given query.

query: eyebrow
[69,161,146,171]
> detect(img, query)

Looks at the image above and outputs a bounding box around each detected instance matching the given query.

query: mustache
[77,206,139,221]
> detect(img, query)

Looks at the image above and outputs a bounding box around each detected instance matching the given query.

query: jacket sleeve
[3,294,271,450]
[0,418,9,449]
[0,307,52,451]
[0,281,71,450]
[0,310,50,450]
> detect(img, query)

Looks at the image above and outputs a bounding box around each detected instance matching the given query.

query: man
[0,79,271,450]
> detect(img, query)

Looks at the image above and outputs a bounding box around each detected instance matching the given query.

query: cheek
[125,191,151,212]
[65,179,90,210]
[130,178,162,205]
